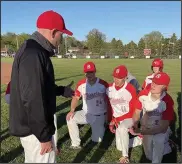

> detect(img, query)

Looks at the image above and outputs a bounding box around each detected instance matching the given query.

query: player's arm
[132,90,145,128]
[141,120,170,135]
[70,96,80,112]
[106,94,113,123]
[105,85,113,123]
[19,51,54,142]
[66,81,82,120]
[141,80,146,90]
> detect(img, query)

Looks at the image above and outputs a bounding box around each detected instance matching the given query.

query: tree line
[1,29,181,58]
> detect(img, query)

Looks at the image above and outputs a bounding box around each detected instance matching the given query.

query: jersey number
[121,105,128,113]
[96,99,103,106]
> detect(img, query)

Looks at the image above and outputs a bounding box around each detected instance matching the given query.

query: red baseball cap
[83,62,96,73]
[113,65,128,79]
[150,72,170,86]
[37,10,73,36]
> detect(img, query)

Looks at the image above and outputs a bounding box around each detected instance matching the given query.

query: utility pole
[65,36,67,54]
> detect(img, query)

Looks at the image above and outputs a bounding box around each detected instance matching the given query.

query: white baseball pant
[67,110,106,147]
[20,135,56,163]
[53,114,58,148]
[20,114,57,163]
[143,127,172,163]
[115,118,133,157]
[129,136,143,148]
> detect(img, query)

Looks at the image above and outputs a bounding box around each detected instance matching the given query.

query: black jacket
[9,32,65,142]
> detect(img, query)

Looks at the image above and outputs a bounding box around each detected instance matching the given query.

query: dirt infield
[1,62,12,85]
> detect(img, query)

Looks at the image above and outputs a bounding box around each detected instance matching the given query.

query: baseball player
[142,58,164,90]
[4,81,60,155]
[107,65,137,163]
[133,72,175,163]
[126,72,141,94]
[66,61,108,149]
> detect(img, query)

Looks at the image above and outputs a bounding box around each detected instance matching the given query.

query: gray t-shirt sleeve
[129,79,141,94]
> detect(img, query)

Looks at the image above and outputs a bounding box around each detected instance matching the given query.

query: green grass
[1,58,181,163]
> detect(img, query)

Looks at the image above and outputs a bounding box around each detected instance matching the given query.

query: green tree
[116,40,124,56]
[137,38,145,58]
[125,41,137,57]
[143,31,163,56]
[174,37,181,57]
[86,28,106,54]
[110,38,118,55]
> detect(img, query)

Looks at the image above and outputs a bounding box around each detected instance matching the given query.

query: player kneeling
[66,62,108,149]
[107,65,137,163]
[133,72,175,163]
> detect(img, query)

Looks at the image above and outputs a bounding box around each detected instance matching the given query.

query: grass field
[1,58,181,163]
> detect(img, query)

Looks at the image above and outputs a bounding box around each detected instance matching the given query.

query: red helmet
[152,58,163,70]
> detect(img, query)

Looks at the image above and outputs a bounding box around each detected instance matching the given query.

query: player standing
[133,72,175,163]
[107,65,137,163]
[142,58,164,90]
[66,61,108,149]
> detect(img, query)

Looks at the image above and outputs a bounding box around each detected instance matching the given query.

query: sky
[1,1,181,44]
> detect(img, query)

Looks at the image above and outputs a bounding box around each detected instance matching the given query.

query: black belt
[94,112,106,116]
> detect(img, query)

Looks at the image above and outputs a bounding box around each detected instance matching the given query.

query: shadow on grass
[88,128,115,163]
[0,128,9,136]
[72,128,93,163]
[139,147,177,163]
[0,145,23,162]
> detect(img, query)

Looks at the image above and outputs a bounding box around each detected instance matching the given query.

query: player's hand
[109,124,116,133]
[40,141,53,155]
[109,118,118,133]
[133,127,141,134]
[129,127,141,136]
[129,127,137,135]
[66,111,74,121]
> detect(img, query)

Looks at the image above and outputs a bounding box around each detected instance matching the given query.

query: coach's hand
[64,86,74,98]
[66,111,74,121]
[40,141,53,155]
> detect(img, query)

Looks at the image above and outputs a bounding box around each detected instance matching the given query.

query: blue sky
[1,1,181,44]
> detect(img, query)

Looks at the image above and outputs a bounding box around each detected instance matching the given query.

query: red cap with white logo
[113,65,128,79]
[151,72,170,86]
[37,10,73,36]
[83,62,96,73]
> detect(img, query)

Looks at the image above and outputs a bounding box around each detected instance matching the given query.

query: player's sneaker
[70,145,82,150]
